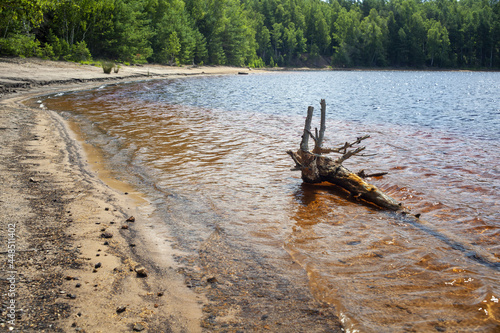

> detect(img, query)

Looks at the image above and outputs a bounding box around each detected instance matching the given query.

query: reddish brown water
[44,72,499,332]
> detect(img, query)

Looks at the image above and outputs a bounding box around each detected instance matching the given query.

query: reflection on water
[44,71,499,332]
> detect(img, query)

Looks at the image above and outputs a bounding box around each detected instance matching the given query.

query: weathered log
[287,99,402,211]
[287,102,500,270]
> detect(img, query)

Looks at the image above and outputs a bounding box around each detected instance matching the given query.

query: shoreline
[0,58,261,98]
[0,59,224,331]
[0,58,344,332]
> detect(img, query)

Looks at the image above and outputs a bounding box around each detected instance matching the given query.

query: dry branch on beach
[287,99,402,211]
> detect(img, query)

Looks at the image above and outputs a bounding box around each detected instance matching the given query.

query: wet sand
[0,58,342,332]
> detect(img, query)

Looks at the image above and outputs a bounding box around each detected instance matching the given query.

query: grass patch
[101,60,115,74]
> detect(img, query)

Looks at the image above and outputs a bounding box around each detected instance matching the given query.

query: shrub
[0,34,40,57]
[47,31,63,60]
[65,41,92,62]
[37,43,56,60]
[248,57,265,68]
[101,61,115,74]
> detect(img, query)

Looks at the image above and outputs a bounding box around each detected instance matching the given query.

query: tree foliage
[0,0,498,68]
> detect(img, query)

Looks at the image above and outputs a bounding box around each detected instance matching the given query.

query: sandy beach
[0,58,343,332]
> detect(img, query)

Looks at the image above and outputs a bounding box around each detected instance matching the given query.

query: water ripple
[45,71,500,332]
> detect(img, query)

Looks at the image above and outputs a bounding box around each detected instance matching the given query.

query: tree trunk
[287,99,402,211]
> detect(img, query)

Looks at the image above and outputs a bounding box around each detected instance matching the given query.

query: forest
[1,0,499,69]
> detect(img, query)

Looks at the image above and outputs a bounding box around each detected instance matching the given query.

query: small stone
[105,207,109,211]
[95,262,102,269]
[121,225,129,230]
[101,232,113,239]
[68,294,77,299]
[103,241,109,245]
[129,243,136,247]
[134,265,148,277]
[77,312,82,317]
[100,227,106,231]
[133,323,145,331]
[157,292,164,297]
[96,253,100,256]
[154,303,159,308]
[116,306,127,314]
[207,277,217,284]
[92,269,98,273]
[75,283,81,288]
[126,216,135,222]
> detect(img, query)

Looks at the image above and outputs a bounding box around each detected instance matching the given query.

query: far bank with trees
[1,0,499,69]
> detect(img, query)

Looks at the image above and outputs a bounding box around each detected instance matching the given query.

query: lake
[44,71,500,332]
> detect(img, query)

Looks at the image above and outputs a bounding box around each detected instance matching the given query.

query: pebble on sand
[134,265,148,277]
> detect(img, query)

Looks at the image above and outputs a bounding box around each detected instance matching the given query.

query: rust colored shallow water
[44,72,499,332]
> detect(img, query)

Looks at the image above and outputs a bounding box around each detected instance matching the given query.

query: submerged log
[287,99,402,211]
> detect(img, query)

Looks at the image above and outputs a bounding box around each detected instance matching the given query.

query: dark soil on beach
[0,103,77,331]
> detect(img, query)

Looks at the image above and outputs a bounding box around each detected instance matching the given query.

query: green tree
[0,0,49,30]
[104,0,154,63]
[164,31,181,64]
[426,19,450,67]
[305,1,331,55]
[359,8,388,66]
[150,0,200,64]
[332,7,362,66]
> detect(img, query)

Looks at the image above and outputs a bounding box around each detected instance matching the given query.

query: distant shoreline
[0,57,268,98]
[1,57,497,98]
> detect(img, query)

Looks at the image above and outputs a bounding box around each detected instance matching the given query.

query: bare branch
[336,146,366,164]
[357,169,389,178]
[319,134,371,155]
[300,106,314,152]
[306,129,318,144]
[313,99,327,154]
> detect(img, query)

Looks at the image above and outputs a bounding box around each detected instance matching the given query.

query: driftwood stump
[287,99,402,211]
[286,104,500,269]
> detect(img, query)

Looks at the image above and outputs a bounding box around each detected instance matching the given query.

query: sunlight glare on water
[44,71,500,332]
